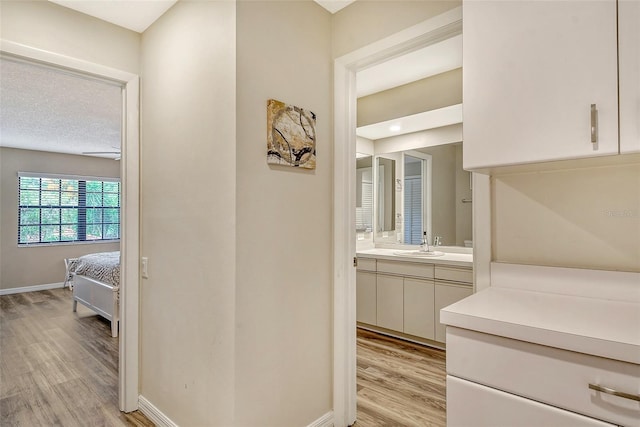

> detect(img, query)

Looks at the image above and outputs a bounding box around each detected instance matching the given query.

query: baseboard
[307,411,334,427]
[138,395,179,427]
[138,396,331,427]
[0,282,65,296]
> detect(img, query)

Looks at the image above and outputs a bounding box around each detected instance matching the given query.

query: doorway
[0,40,140,412]
[332,9,463,427]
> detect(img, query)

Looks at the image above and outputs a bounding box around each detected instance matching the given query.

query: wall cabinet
[356,256,472,344]
[463,0,636,169]
[619,0,640,153]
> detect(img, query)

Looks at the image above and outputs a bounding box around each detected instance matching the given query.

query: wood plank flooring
[0,288,153,427]
[1,289,446,426]
[355,328,447,426]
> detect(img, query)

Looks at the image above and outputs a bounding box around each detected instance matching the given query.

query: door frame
[1,40,140,412]
[332,8,469,426]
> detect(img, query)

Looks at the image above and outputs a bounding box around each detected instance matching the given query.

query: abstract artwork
[267,99,316,169]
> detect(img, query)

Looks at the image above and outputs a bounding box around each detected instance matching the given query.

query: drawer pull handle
[588,383,640,402]
[590,104,598,144]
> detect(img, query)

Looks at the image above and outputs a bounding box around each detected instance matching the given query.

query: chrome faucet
[420,231,431,252]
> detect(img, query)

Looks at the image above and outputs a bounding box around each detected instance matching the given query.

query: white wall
[235,1,333,425]
[332,0,461,58]
[0,0,140,74]
[0,148,120,290]
[493,163,640,272]
[139,1,236,425]
[357,68,462,127]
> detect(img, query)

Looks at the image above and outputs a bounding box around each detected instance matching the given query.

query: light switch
[141,257,149,279]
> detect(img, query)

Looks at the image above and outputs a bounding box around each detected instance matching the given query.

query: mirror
[403,151,431,245]
[366,142,472,248]
[376,156,396,235]
[356,155,373,233]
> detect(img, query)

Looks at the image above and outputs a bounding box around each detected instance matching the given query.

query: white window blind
[356,168,373,232]
[404,175,423,245]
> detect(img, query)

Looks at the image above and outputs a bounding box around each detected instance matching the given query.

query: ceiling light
[389,124,402,132]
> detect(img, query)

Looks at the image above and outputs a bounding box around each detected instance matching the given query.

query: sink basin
[393,250,445,257]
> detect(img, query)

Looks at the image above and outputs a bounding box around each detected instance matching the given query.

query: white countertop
[357,248,473,268]
[441,286,640,365]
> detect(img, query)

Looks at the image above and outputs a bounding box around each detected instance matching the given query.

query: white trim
[138,396,179,427]
[333,8,463,427]
[0,282,65,296]
[119,73,140,413]
[1,39,140,413]
[307,411,334,427]
[17,171,120,182]
[472,173,491,292]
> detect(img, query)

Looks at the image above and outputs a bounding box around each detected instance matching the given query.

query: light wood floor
[355,328,447,426]
[0,288,153,427]
[2,288,446,426]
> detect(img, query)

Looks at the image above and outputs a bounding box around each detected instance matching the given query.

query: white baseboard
[0,282,65,296]
[308,411,334,427]
[138,395,179,427]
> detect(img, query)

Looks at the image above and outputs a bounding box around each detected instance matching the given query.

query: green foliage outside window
[18,175,120,245]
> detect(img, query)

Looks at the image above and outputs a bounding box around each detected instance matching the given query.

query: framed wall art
[266,99,316,169]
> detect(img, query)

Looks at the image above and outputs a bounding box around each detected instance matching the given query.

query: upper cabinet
[463,0,632,170]
[619,0,640,154]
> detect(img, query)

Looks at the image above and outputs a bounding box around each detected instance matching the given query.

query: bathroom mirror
[375,155,397,239]
[356,155,373,233]
[372,142,472,247]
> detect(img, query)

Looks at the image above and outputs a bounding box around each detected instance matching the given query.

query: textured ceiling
[0,57,122,158]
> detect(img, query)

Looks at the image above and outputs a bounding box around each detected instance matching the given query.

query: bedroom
[0,58,123,328]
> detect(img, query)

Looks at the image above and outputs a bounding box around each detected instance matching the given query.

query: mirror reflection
[356,155,373,233]
[361,141,472,248]
[376,156,396,234]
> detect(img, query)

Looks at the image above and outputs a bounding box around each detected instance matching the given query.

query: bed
[71,251,120,337]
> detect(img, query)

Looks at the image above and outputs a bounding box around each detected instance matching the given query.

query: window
[18,173,120,245]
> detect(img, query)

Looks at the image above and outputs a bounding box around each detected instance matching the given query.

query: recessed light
[389,124,401,132]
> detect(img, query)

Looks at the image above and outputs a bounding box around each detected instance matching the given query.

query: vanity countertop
[441,286,640,365]
[357,248,473,268]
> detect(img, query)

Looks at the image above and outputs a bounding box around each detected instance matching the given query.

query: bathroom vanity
[441,263,640,426]
[356,248,473,346]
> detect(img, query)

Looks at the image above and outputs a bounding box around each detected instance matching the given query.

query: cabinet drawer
[447,327,640,427]
[447,375,614,427]
[377,260,434,279]
[435,266,472,284]
[356,258,376,272]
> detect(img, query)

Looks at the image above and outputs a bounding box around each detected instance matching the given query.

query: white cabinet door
[619,0,640,153]
[463,0,619,169]
[376,274,404,331]
[447,376,615,427]
[356,271,377,325]
[434,284,472,342]
[403,278,435,340]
